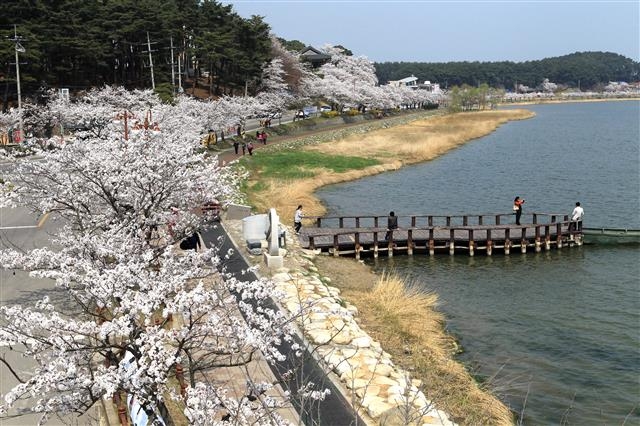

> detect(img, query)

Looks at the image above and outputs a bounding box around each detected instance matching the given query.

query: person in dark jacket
[180,231,201,251]
[385,211,398,241]
[513,196,525,225]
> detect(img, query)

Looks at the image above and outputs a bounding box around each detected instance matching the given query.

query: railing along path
[298,212,583,258]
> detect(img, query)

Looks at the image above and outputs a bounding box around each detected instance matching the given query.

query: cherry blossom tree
[298,45,443,112]
[269,37,309,96]
[0,87,310,424]
[0,108,20,144]
[300,45,378,111]
[540,78,558,93]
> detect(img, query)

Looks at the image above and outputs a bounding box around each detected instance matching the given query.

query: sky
[222,1,639,63]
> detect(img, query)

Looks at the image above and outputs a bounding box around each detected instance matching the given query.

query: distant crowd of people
[231,128,269,156]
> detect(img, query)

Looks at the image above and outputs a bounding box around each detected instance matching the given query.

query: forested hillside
[2,0,638,110]
[0,0,272,107]
[375,52,640,90]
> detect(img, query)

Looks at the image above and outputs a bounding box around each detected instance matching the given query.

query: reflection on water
[317,102,640,424]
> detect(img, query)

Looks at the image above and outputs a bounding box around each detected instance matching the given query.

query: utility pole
[177,55,183,93]
[145,32,156,90]
[10,25,26,143]
[170,36,176,93]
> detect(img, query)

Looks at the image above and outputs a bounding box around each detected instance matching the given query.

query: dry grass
[366,271,451,358]
[247,109,534,222]
[313,258,514,426]
[307,109,534,164]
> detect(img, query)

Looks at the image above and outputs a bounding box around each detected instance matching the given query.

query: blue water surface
[316,101,640,424]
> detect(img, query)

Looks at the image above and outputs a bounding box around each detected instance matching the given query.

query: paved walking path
[207,217,456,426]
[200,222,365,426]
[213,110,431,166]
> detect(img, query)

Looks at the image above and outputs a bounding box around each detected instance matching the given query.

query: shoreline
[238,109,536,424]
[499,96,640,107]
[248,108,535,222]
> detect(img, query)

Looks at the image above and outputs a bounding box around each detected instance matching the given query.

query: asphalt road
[0,207,92,425]
[0,206,362,425]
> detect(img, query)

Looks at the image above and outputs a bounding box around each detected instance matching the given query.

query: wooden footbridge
[298,212,583,258]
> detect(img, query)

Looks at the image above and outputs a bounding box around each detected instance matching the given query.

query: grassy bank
[237,109,534,425]
[313,257,514,425]
[240,109,534,222]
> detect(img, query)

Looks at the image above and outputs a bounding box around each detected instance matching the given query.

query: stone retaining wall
[223,218,456,426]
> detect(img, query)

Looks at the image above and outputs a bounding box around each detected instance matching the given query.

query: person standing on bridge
[294,205,303,234]
[569,202,584,233]
[513,196,525,225]
[385,211,399,242]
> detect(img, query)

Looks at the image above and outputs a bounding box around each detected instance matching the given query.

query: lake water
[316,101,640,424]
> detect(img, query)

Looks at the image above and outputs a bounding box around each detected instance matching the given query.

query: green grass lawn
[241,151,380,180]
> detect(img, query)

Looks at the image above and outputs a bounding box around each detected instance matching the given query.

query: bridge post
[388,231,394,257]
[316,217,322,227]
[505,228,511,255]
[309,236,316,250]
[556,223,563,248]
[535,225,542,252]
[446,216,452,227]
[468,229,474,256]
[373,232,379,258]
[521,228,527,253]
[544,226,551,250]
[478,215,484,226]
[428,216,433,227]
[355,217,360,228]
[333,234,340,257]
[428,229,435,256]
[496,214,501,225]
[407,229,413,255]
[339,217,344,228]
[463,216,468,226]
[354,233,360,260]
[487,229,493,256]
[449,229,455,255]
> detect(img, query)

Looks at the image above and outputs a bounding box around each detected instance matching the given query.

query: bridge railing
[308,212,570,228]
[305,217,581,257]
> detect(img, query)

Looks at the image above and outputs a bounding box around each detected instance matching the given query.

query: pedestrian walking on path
[294,205,303,234]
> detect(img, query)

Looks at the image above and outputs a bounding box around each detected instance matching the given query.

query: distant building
[388,76,441,92]
[418,80,441,92]
[299,46,331,68]
[388,75,419,88]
